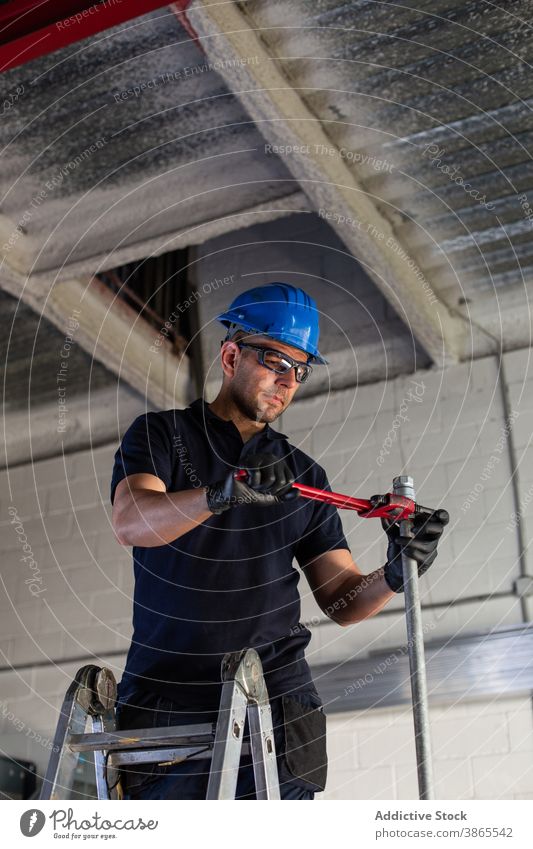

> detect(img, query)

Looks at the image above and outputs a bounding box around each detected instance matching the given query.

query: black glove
[205,453,299,515]
[382,507,449,593]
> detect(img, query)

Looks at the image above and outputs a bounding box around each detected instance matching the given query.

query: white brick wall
[1,352,532,798]
[322,696,533,800]
[0,442,131,780]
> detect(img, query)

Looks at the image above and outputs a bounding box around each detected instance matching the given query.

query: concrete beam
[0,270,192,412]
[0,192,310,283]
[2,385,146,469]
[189,0,466,367]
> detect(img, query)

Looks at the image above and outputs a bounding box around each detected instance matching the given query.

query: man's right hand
[205,453,299,515]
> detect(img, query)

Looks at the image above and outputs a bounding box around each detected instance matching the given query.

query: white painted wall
[1,350,532,799]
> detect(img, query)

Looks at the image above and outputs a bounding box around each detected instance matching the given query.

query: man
[110,282,448,800]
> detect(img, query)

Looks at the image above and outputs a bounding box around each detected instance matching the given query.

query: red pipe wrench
[234,470,418,522]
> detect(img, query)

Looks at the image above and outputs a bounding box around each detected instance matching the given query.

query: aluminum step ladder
[40,648,280,800]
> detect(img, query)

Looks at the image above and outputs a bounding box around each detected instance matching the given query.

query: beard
[230,382,284,424]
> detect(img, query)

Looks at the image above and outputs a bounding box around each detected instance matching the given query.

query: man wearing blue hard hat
[110,282,447,800]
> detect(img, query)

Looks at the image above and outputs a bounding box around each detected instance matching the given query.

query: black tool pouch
[278,692,328,792]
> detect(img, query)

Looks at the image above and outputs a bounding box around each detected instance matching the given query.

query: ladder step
[110,741,251,767]
[69,723,216,752]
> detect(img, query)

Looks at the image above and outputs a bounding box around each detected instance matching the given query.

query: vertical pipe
[393,475,435,800]
[497,353,529,623]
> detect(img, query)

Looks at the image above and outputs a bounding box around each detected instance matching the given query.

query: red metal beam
[0,1,183,73]
[0,2,95,42]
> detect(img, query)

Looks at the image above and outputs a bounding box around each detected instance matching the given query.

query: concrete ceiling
[1,0,532,450]
[0,8,306,278]
[190,0,533,359]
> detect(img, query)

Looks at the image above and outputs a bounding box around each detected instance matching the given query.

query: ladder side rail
[92,709,122,801]
[247,702,280,800]
[206,680,248,800]
[40,695,88,800]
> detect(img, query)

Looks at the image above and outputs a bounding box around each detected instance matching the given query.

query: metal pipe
[497,353,529,623]
[393,475,435,801]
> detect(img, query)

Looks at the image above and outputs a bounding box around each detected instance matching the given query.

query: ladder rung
[110,741,251,767]
[69,723,216,752]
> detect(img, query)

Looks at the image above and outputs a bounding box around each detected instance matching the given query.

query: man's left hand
[382,507,449,593]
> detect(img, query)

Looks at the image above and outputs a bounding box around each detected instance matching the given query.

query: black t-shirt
[110,399,350,709]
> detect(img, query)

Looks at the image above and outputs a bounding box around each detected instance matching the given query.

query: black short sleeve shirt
[111,399,350,709]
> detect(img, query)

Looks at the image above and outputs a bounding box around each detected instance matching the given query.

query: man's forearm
[326,567,395,625]
[114,487,213,547]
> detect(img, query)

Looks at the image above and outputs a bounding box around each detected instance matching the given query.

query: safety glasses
[236,343,313,384]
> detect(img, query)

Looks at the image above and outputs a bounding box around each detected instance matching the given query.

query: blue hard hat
[216,282,327,364]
